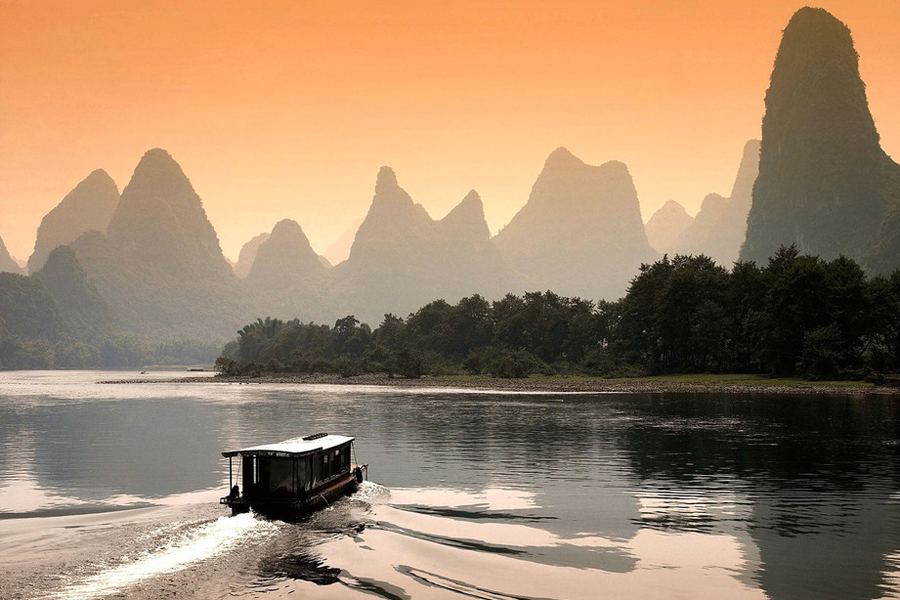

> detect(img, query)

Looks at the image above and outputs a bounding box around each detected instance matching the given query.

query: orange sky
[1,0,898,263]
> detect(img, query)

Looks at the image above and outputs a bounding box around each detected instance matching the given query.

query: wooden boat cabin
[220,433,366,518]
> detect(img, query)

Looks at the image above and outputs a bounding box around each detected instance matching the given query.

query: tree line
[217,246,900,381]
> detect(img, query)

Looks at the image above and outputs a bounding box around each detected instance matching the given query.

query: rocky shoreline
[101,372,900,396]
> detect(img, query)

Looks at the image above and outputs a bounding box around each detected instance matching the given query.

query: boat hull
[221,466,366,520]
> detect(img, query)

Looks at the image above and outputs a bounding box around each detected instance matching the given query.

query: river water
[0,371,898,600]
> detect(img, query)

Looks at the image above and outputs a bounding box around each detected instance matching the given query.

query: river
[0,370,898,599]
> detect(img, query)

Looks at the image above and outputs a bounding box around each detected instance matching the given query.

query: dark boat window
[340,445,350,472]
[258,458,271,492]
[262,457,294,495]
[295,456,310,492]
[242,456,255,497]
[312,452,321,486]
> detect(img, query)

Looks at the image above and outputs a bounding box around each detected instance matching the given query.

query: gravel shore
[102,372,900,396]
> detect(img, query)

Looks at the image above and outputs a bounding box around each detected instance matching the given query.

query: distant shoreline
[102,372,900,396]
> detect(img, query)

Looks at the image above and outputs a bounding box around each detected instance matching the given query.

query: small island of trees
[217,247,900,382]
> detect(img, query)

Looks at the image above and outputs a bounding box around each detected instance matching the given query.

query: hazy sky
[1,0,898,262]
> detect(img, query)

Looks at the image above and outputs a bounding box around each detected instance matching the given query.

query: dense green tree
[862,270,900,374]
[236,317,284,362]
[658,255,729,372]
[617,257,673,371]
[760,246,830,375]
[725,261,767,372]
[333,315,372,358]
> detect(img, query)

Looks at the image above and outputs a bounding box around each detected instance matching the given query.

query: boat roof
[222,433,354,458]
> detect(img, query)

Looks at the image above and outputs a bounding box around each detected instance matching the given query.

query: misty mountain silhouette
[233,232,270,279]
[331,168,520,323]
[107,149,233,278]
[741,8,900,271]
[0,236,25,275]
[28,169,119,274]
[246,219,328,319]
[33,245,117,340]
[71,149,250,341]
[646,200,694,255]
[494,147,658,300]
[5,5,900,371]
[669,139,761,266]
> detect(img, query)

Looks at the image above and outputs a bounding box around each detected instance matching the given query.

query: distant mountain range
[331,169,521,322]
[28,169,119,273]
[2,6,898,360]
[647,139,761,267]
[69,149,251,341]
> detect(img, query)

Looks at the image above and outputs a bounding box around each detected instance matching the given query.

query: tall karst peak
[543,147,584,171]
[270,218,307,238]
[494,147,657,300]
[459,189,483,209]
[70,149,247,340]
[253,218,321,272]
[350,166,431,263]
[106,147,230,278]
[28,168,120,273]
[768,7,877,148]
[84,168,116,187]
[375,166,399,191]
[247,219,325,290]
[244,217,329,320]
[137,147,183,173]
[334,170,520,323]
[368,165,429,218]
[741,8,899,268]
[444,189,484,220]
[440,190,491,241]
[73,169,117,197]
[114,148,197,216]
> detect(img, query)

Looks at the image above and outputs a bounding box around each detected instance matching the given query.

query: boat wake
[45,512,278,599]
[16,481,775,600]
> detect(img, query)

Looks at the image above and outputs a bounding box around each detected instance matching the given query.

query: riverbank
[114,372,900,395]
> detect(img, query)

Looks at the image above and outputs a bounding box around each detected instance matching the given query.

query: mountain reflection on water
[0,371,897,600]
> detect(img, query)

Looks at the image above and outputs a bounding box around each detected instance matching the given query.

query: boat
[220,433,367,519]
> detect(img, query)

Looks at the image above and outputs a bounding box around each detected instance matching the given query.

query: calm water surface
[0,370,898,600]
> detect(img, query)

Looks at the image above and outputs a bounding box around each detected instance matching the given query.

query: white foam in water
[352,480,390,503]
[47,512,276,599]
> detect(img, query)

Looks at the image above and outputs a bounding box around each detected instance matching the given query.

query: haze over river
[0,371,898,599]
